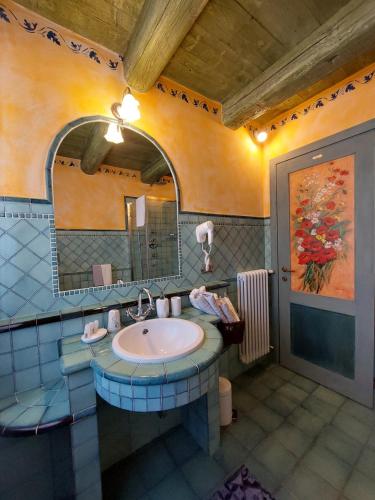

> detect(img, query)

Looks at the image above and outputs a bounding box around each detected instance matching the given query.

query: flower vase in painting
[290,156,355,300]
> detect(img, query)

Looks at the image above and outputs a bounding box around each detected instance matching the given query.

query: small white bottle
[156,293,169,318]
[171,296,181,317]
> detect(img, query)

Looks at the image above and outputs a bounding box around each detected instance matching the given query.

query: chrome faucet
[127,287,154,322]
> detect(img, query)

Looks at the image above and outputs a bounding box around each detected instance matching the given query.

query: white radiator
[237,269,270,364]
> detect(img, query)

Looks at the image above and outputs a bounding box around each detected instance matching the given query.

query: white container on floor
[219,376,232,426]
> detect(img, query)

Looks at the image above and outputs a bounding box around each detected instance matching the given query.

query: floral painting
[289,156,355,300]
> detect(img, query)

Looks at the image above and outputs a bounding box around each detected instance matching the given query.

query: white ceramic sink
[112,318,204,364]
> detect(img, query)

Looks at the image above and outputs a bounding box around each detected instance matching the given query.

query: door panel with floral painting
[289,156,354,299]
[276,130,375,407]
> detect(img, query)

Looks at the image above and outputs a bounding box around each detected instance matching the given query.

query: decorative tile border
[247,67,375,136]
[155,79,220,117]
[0,2,123,71]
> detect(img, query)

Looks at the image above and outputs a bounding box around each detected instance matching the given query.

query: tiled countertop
[0,378,71,436]
[59,308,223,385]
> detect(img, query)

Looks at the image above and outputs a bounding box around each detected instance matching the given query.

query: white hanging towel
[136,195,146,227]
[92,264,112,286]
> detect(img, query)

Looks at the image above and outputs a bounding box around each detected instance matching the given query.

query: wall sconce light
[104,87,141,144]
[254,130,268,143]
[104,122,124,144]
[111,87,141,123]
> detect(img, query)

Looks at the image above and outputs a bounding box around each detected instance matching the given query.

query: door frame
[270,118,375,393]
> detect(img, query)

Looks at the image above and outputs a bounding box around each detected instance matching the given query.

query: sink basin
[112,318,205,364]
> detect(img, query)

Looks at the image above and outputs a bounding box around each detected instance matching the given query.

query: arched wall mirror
[50,118,180,293]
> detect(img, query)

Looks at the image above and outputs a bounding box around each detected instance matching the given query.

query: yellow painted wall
[1,0,263,217]
[53,158,175,230]
[263,62,375,216]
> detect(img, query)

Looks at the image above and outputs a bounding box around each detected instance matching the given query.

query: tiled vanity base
[94,361,218,413]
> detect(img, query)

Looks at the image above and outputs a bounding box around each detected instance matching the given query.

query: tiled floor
[102,363,375,500]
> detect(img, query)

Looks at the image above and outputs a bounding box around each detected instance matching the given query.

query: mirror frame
[45,115,182,297]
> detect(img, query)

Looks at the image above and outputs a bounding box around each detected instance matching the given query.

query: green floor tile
[287,406,326,437]
[164,427,199,466]
[284,464,339,500]
[268,365,295,381]
[312,386,347,407]
[148,470,197,500]
[264,392,298,417]
[289,374,318,393]
[227,415,265,450]
[302,395,338,423]
[277,382,309,404]
[246,380,273,401]
[257,372,285,391]
[232,387,259,416]
[341,399,375,427]
[244,453,280,494]
[274,485,300,500]
[248,403,284,432]
[253,435,297,481]
[213,430,248,473]
[273,422,313,458]
[181,451,226,498]
[317,425,362,466]
[134,441,176,489]
[356,447,375,480]
[333,410,371,445]
[302,444,351,490]
[344,470,375,500]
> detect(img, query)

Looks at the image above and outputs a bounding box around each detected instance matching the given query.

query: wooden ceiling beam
[141,157,170,184]
[124,0,209,92]
[80,123,112,175]
[223,0,375,129]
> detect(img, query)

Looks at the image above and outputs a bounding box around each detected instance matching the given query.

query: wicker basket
[217,320,245,347]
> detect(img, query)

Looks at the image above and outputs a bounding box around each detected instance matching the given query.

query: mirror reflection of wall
[52,122,179,291]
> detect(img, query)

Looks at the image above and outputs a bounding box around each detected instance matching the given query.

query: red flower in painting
[295,229,306,238]
[327,176,336,182]
[301,219,313,229]
[300,199,309,206]
[323,216,336,226]
[326,229,340,241]
[340,170,349,175]
[310,240,323,251]
[296,207,304,215]
[316,225,328,235]
[316,248,337,265]
[336,180,344,186]
[298,252,312,265]
[333,168,340,173]
[326,201,336,210]
[301,236,315,249]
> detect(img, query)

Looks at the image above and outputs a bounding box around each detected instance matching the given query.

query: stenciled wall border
[0,2,123,71]
[247,68,375,137]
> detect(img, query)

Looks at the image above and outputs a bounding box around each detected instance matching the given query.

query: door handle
[281,266,295,273]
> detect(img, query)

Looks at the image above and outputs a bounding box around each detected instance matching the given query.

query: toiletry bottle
[156,292,169,318]
[171,296,181,317]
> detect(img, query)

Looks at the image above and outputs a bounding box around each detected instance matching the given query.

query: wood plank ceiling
[16,0,375,129]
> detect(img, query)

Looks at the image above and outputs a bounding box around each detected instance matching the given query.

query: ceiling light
[111,87,141,123]
[104,123,124,144]
[255,130,268,143]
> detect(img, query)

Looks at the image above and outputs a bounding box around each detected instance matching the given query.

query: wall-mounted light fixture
[254,130,268,143]
[105,87,141,144]
[104,122,124,144]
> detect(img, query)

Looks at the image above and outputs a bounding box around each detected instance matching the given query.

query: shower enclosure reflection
[52,120,179,292]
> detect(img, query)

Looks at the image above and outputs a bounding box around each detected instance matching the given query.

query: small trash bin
[219,376,232,426]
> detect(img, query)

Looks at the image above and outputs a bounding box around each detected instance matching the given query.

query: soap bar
[156,298,169,318]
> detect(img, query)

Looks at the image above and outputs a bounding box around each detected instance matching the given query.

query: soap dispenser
[156,292,169,318]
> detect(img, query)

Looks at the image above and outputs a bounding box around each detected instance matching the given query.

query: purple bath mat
[210,465,276,500]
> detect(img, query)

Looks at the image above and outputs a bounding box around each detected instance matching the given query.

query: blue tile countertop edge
[59,308,223,385]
